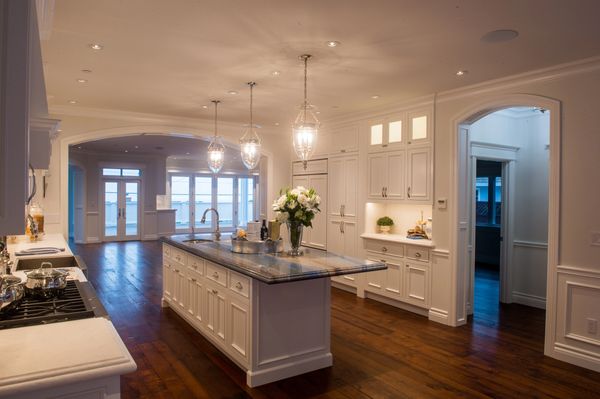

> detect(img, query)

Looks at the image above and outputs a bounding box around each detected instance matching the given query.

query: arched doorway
[450,94,561,355]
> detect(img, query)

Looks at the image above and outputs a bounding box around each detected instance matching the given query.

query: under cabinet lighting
[76,78,87,83]
[89,43,104,50]
[456,70,468,76]
[326,41,341,47]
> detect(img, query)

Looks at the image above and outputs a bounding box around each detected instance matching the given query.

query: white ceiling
[42,0,600,129]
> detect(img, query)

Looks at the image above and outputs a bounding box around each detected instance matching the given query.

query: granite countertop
[162,234,387,284]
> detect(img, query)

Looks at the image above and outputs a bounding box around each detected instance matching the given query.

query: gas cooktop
[0,280,105,330]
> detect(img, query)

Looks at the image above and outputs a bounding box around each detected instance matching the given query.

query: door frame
[449,94,560,358]
[467,142,519,314]
[101,178,142,242]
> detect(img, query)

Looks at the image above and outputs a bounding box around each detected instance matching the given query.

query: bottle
[260,219,268,240]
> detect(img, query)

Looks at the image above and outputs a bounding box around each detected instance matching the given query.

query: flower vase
[287,221,304,256]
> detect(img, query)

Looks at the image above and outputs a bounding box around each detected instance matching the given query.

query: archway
[449,94,561,356]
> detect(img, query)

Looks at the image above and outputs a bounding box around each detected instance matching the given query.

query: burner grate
[0,280,95,329]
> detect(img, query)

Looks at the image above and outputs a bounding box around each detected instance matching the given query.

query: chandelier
[240,82,261,169]
[292,54,319,169]
[207,100,225,173]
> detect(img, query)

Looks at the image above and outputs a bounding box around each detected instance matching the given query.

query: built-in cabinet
[367,107,433,203]
[292,160,328,250]
[328,155,359,288]
[362,237,431,309]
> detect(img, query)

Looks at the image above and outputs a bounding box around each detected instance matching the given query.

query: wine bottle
[260,219,268,240]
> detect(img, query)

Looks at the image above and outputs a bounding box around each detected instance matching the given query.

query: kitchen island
[161,234,386,387]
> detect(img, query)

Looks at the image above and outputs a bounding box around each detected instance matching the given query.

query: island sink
[182,239,213,244]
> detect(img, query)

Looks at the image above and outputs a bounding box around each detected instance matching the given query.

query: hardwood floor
[71,240,600,398]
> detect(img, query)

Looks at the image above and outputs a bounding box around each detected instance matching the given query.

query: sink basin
[15,255,87,275]
[183,239,213,244]
[231,238,284,254]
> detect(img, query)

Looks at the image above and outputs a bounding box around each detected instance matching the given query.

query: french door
[103,180,141,241]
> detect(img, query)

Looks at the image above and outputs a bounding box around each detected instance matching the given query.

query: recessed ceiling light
[271,70,281,76]
[124,150,129,153]
[89,43,104,50]
[186,152,190,155]
[77,146,82,149]
[81,69,92,73]
[134,145,139,149]
[76,78,87,83]
[274,122,280,126]
[202,105,208,109]
[371,95,379,99]
[326,41,341,48]
[57,129,63,133]
[481,29,519,43]
[68,100,78,104]
[227,90,238,95]
[315,111,321,114]
[456,70,468,76]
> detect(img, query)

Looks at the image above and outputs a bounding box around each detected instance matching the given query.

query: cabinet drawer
[187,256,204,275]
[229,271,250,298]
[206,261,227,287]
[187,266,203,282]
[163,244,172,258]
[365,240,404,257]
[405,246,429,262]
[171,248,187,265]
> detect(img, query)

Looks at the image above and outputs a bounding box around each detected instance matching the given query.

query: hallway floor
[71,240,600,398]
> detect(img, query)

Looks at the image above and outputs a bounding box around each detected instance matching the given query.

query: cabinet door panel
[384,260,402,297]
[407,147,431,201]
[328,158,344,216]
[206,284,227,345]
[404,262,428,307]
[386,151,405,199]
[163,262,173,301]
[365,269,385,292]
[368,154,387,199]
[228,297,249,364]
[343,157,358,218]
[327,219,344,255]
[306,175,328,249]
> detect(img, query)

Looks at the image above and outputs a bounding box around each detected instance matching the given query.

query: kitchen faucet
[200,208,221,241]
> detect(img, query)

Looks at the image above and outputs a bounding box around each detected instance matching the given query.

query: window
[475,162,502,226]
[102,168,141,177]
[170,173,258,233]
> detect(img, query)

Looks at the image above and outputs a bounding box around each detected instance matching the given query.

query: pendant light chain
[249,82,255,128]
[212,100,220,137]
[302,55,309,120]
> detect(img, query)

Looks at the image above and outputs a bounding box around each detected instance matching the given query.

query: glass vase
[286,220,304,256]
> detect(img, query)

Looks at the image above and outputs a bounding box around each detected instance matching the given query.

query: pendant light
[292,54,319,169]
[207,100,225,173]
[240,82,261,169]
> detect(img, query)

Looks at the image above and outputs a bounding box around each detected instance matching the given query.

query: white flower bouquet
[272,186,321,227]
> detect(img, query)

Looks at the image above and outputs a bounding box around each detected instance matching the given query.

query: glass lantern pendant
[207,100,225,173]
[292,54,319,169]
[240,82,261,170]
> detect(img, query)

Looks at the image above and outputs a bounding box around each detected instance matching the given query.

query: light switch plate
[591,232,600,247]
[437,198,447,209]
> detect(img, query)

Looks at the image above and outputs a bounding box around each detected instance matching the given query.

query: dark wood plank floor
[71,240,600,398]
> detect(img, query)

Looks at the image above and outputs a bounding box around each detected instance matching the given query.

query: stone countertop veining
[162,234,386,284]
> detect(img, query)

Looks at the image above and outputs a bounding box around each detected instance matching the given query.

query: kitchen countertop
[162,234,387,284]
[360,232,435,248]
[6,233,73,259]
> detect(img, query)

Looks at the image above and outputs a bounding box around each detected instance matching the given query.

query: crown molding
[48,104,281,136]
[437,55,600,103]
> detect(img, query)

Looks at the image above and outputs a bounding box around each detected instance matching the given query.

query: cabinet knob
[212,289,218,294]
[235,282,243,290]
[213,272,219,279]
[380,259,387,263]
[175,269,180,273]
[415,252,422,258]
[382,246,388,252]
[191,278,197,282]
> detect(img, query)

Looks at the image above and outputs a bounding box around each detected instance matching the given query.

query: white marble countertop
[0,318,136,397]
[7,234,73,259]
[360,232,435,248]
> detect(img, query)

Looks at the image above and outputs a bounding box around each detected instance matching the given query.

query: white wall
[470,109,550,308]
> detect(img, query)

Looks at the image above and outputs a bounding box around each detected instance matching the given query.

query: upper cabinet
[307,123,360,159]
[367,106,433,203]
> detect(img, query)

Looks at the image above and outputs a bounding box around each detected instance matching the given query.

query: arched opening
[450,94,561,355]
[58,127,273,242]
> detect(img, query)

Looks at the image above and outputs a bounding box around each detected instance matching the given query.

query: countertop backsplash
[364,203,433,237]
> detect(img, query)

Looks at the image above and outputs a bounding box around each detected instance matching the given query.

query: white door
[103,180,140,241]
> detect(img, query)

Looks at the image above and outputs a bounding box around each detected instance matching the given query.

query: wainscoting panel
[554,265,600,371]
[429,249,452,325]
[143,211,158,240]
[511,240,548,309]
[86,211,99,243]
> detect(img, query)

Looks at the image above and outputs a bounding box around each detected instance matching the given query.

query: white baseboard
[428,307,451,325]
[86,237,100,243]
[549,342,600,373]
[363,291,429,317]
[512,291,546,309]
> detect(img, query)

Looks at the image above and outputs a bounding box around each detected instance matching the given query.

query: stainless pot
[25,262,68,298]
[0,275,24,312]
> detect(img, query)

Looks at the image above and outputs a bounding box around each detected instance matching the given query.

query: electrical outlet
[587,318,598,335]
[591,232,600,247]
[437,198,447,209]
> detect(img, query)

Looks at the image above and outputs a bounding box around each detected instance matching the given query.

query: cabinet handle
[191,278,197,282]
[382,246,388,252]
[407,186,411,198]
[341,221,345,234]
[212,289,218,294]
[415,252,421,258]
[213,272,219,279]
[235,282,243,290]
[165,264,171,269]
[384,187,388,197]
[175,268,180,273]
[341,204,345,217]
[380,259,387,263]
[381,187,385,198]
[339,205,343,216]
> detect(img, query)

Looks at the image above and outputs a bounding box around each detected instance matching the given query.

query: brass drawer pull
[212,289,218,294]
[235,282,243,290]
[191,278,197,282]
[415,252,421,258]
[382,246,388,252]
[175,268,180,273]
[213,272,219,279]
